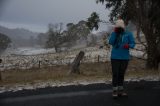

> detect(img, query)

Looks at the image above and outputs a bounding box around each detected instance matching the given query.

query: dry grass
[126,58,160,78]
[0,58,159,86]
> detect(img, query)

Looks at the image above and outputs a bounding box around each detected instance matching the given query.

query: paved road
[0,81,160,106]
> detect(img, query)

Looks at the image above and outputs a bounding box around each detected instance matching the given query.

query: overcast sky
[0,0,110,33]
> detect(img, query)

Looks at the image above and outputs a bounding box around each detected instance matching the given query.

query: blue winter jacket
[109,31,135,60]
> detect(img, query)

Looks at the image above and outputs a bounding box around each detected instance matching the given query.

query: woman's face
[114,27,124,33]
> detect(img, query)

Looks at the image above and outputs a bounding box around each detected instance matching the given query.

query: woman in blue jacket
[109,19,135,98]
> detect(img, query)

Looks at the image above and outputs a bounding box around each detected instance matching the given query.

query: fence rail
[0,45,146,71]
[0,47,110,70]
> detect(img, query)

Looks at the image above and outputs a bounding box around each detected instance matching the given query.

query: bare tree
[45,23,63,52]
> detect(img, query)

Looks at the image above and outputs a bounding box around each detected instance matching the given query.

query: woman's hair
[113,19,125,48]
[113,27,124,48]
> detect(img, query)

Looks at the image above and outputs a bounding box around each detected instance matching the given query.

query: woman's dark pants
[111,59,129,89]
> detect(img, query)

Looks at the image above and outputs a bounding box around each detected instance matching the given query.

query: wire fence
[0,47,110,71]
[0,44,146,71]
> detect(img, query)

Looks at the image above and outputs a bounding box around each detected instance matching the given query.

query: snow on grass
[0,44,146,70]
[0,44,152,93]
[9,47,56,55]
[0,75,159,93]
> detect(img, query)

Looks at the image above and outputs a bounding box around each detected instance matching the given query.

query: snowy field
[0,47,109,70]
[0,44,146,70]
[0,44,157,94]
[3,47,56,56]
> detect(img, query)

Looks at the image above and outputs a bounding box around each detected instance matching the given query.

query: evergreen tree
[0,33,11,54]
[87,0,160,70]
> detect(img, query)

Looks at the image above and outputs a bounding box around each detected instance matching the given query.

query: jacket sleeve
[109,32,116,46]
[128,32,135,48]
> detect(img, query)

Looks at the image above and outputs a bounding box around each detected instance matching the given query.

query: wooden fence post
[70,51,85,74]
[0,59,2,81]
[39,61,41,68]
[98,55,100,63]
[0,72,1,81]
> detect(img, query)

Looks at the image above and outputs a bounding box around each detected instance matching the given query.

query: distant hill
[0,25,39,47]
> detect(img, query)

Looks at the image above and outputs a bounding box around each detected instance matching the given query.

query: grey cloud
[0,0,109,32]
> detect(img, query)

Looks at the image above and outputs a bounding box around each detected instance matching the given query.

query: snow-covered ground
[0,76,159,93]
[0,44,158,93]
[0,44,146,70]
[3,47,56,55]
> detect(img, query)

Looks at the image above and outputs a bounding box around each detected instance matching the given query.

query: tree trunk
[0,59,2,80]
[145,33,160,70]
[55,45,61,53]
[0,72,1,81]
[141,23,160,70]
[146,47,159,70]
[70,51,85,74]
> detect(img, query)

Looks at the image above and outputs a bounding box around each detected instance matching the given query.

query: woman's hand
[123,44,129,49]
